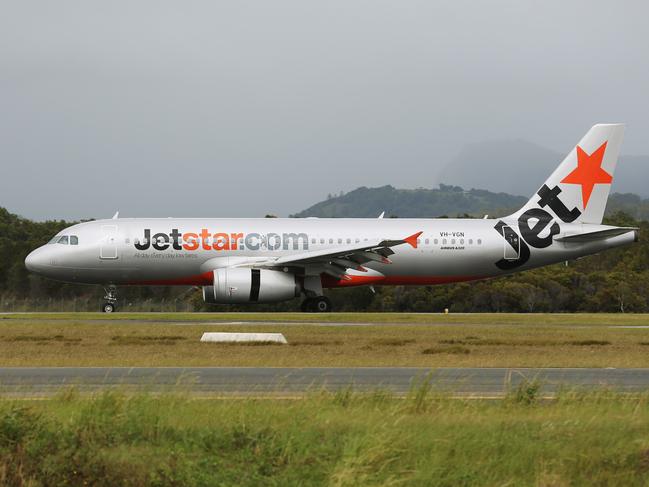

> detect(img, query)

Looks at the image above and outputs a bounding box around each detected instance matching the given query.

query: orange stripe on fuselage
[127,272,487,287]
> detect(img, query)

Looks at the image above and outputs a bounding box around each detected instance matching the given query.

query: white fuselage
[23,123,637,311]
[24,216,636,288]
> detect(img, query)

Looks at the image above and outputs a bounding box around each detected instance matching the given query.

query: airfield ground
[0,312,648,367]
[2,312,649,485]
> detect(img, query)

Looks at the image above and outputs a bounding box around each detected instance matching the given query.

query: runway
[1,367,649,396]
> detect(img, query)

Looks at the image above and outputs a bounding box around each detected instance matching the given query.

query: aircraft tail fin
[511,124,625,225]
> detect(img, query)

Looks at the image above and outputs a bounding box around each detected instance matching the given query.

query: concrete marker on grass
[200,332,288,344]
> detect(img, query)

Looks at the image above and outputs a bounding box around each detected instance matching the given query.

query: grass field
[1,388,649,486]
[0,313,648,367]
[3,311,649,325]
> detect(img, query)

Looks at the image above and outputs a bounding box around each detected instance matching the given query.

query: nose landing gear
[300,296,332,313]
[102,286,118,313]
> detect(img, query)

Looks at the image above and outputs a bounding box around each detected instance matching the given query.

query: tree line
[0,207,647,312]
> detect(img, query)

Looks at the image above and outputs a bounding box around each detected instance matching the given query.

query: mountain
[292,185,527,218]
[607,193,649,222]
[292,184,649,221]
[436,139,649,198]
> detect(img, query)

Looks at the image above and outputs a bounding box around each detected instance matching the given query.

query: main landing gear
[102,286,118,313]
[300,296,332,313]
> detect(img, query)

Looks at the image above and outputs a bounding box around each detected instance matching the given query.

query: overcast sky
[1,1,648,220]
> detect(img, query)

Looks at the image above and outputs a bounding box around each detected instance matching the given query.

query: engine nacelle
[202,268,300,304]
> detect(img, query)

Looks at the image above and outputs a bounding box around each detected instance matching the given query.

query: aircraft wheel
[313,296,332,313]
[102,302,116,313]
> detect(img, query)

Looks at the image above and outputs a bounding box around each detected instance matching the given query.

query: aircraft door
[100,225,119,260]
[501,224,520,260]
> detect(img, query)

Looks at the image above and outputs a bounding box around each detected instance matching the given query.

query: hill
[291,185,527,218]
[292,184,649,221]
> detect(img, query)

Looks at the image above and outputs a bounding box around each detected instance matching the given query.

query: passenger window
[469,239,473,245]
[338,238,342,244]
[329,238,333,244]
[320,238,325,244]
[477,239,482,245]
[355,238,359,243]
[434,239,439,245]
[346,238,351,244]
[460,239,464,245]
[57,236,69,245]
[442,239,447,245]
[425,239,429,245]
[70,236,79,245]
[311,238,316,244]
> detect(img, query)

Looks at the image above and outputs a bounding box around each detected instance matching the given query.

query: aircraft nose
[25,248,46,272]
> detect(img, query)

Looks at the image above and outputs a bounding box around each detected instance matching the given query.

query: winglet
[404,231,423,248]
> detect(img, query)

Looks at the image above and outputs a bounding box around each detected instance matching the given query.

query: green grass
[0,313,649,367]
[2,388,649,486]
[1,311,649,326]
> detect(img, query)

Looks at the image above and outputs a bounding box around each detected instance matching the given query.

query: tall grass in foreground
[1,386,649,486]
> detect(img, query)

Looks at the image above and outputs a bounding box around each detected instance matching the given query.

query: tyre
[313,297,332,312]
[102,302,115,313]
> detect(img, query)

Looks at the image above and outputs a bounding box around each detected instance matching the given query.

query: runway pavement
[1,367,649,396]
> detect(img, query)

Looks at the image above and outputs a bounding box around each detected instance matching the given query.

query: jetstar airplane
[25,124,638,312]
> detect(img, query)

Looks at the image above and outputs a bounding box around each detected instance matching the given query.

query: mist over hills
[436,139,649,198]
[292,185,525,219]
[294,138,649,220]
[293,184,649,221]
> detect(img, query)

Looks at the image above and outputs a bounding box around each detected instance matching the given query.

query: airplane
[25,124,637,313]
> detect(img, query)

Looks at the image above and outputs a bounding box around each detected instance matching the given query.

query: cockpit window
[48,236,59,244]
[57,236,69,245]
[70,236,78,245]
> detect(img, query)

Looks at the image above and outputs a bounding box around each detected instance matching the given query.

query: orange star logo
[560,141,613,208]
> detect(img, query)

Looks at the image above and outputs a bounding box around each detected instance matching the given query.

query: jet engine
[202,268,300,304]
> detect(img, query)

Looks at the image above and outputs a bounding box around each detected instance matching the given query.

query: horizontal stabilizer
[555,227,637,243]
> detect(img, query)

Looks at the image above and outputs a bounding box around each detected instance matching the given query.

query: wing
[246,231,422,280]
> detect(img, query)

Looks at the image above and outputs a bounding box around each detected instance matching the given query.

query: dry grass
[1,311,649,326]
[0,313,648,367]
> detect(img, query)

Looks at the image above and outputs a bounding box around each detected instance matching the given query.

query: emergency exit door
[100,225,119,260]
[501,225,520,260]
